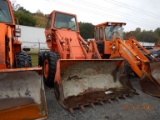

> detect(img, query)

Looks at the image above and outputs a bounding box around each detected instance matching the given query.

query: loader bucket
[0,67,47,120]
[139,62,160,98]
[54,59,136,110]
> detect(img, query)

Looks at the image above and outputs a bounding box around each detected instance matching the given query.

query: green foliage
[14,7,36,26]
[154,28,160,37]
[34,10,47,28]
[137,31,159,43]
[134,27,141,34]
[124,27,160,43]
[14,7,47,27]
[79,22,94,39]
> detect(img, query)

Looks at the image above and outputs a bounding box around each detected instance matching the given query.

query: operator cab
[95,22,126,58]
[46,11,79,31]
[95,22,126,41]
[0,0,12,23]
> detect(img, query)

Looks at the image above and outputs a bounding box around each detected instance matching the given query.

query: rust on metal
[0,69,47,119]
[140,75,160,98]
[139,62,160,97]
[150,62,160,85]
[0,104,47,120]
[0,0,47,119]
[54,59,136,110]
[0,67,42,73]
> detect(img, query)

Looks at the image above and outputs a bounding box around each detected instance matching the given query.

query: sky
[11,0,160,32]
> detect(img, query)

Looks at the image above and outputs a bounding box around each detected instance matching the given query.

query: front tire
[43,51,59,87]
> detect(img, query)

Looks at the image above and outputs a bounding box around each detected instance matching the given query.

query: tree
[14,9,36,26]
[154,28,160,37]
[124,28,160,43]
[135,27,141,34]
[34,10,47,27]
[138,31,159,43]
[78,22,94,40]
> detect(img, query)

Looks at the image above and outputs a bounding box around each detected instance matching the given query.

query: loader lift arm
[111,35,160,97]
[110,34,150,78]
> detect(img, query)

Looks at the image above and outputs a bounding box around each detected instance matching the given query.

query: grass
[29,49,39,66]
[31,54,38,66]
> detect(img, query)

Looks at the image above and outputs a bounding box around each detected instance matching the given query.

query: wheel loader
[0,0,47,119]
[94,22,160,98]
[40,10,136,112]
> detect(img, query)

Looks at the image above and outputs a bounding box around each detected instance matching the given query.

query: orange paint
[0,1,47,119]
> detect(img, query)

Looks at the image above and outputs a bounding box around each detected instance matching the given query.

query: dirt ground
[45,77,160,120]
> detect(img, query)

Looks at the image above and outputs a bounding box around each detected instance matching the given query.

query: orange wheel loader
[0,0,47,119]
[39,10,136,112]
[94,22,160,98]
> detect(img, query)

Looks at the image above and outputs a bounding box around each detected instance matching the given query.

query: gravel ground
[45,77,160,120]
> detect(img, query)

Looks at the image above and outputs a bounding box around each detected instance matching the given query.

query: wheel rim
[44,59,49,79]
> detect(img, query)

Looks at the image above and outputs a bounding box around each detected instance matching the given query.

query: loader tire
[43,51,59,87]
[38,51,45,66]
[16,52,32,68]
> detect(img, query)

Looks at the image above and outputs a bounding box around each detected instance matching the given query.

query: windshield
[54,13,77,31]
[105,26,123,40]
[0,0,12,23]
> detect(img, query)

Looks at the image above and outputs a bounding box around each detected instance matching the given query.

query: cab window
[46,15,52,28]
[99,27,103,40]
[95,28,99,40]
[0,1,12,23]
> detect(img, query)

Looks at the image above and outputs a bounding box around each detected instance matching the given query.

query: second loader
[94,22,160,98]
[0,0,47,119]
[39,10,136,112]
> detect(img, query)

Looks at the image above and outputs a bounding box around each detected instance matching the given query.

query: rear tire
[16,52,32,68]
[43,51,59,87]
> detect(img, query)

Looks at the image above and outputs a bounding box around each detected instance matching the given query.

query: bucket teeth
[134,92,139,95]
[65,92,136,112]
[123,95,127,99]
[127,93,132,97]
[90,103,95,108]
[99,101,104,105]
[68,108,74,113]
[108,99,112,103]
[116,97,120,102]
[80,105,85,112]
